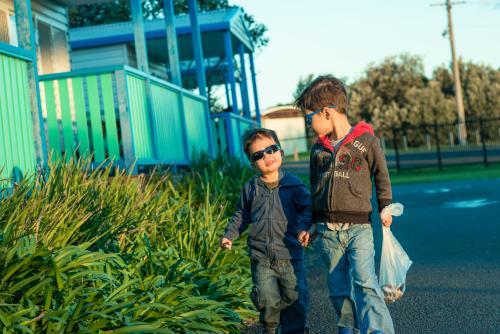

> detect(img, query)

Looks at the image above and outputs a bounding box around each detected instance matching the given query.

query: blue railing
[211,112,256,158]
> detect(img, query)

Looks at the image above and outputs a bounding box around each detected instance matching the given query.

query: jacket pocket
[250,286,262,309]
[348,180,364,198]
[249,219,267,241]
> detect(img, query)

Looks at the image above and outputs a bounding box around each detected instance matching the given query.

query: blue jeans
[315,224,394,334]
[250,258,308,333]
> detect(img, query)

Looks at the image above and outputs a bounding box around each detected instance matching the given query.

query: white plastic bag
[379,203,412,303]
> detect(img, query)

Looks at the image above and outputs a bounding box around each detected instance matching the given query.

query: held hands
[380,213,393,227]
[220,237,232,250]
[298,224,318,247]
[297,230,310,247]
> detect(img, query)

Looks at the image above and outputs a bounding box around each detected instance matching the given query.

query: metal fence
[211,112,257,159]
[279,118,500,172]
[379,118,500,171]
[38,65,211,171]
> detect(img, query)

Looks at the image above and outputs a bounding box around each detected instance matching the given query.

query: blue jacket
[224,171,312,260]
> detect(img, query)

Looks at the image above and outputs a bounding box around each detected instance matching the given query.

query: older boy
[220,128,311,334]
[295,75,395,334]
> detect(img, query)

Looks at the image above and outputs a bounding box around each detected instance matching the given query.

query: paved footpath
[306,179,500,334]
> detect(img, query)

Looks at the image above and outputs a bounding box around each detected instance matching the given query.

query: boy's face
[305,107,334,137]
[249,136,282,174]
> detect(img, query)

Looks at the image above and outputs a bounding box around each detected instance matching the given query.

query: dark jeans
[250,258,308,333]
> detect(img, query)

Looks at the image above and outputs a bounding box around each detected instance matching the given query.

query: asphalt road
[305,179,500,334]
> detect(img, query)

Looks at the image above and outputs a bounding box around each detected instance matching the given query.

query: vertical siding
[72,77,90,158]
[101,74,120,160]
[0,53,37,183]
[71,45,128,72]
[125,74,153,159]
[150,82,186,162]
[183,95,209,157]
[86,75,106,161]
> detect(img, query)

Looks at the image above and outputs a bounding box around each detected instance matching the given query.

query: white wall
[0,0,70,74]
[71,44,129,71]
[261,117,308,155]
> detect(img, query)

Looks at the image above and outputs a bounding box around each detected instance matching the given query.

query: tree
[349,54,431,130]
[434,61,500,120]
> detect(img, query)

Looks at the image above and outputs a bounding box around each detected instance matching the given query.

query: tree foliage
[347,54,500,130]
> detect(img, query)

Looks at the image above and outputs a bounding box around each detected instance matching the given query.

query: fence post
[433,121,443,171]
[403,134,408,152]
[115,69,137,174]
[177,90,191,163]
[226,113,236,156]
[479,118,488,167]
[392,127,400,173]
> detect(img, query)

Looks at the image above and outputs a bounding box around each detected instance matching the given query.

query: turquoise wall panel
[182,95,209,157]
[0,53,37,184]
[150,82,186,162]
[126,74,154,159]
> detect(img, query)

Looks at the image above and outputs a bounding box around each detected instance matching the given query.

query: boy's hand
[380,213,393,227]
[220,237,232,250]
[297,230,310,247]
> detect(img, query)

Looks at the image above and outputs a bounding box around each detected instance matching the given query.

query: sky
[228,0,500,111]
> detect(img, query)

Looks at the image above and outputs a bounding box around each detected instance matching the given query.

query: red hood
[317,121,374,153]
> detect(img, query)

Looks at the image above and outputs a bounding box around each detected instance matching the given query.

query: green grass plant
[0,155,256,333]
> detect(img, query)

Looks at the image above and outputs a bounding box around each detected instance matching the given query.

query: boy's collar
[317,121,374,152]
[256,169,284,185]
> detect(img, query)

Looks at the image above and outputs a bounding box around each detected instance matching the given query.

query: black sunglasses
[251,144,281,163]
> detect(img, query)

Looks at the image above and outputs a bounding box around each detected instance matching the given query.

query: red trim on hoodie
[317,121,374,153]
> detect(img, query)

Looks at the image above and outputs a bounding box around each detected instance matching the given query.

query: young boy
[220,128,311,334]
[295,75,395,334]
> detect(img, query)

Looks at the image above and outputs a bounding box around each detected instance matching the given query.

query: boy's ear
[324,108,330,120]
[280,150,284,157]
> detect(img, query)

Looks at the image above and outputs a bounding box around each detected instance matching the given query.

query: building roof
[262,105,302,119]
[69,7,254,58]
[55,0,114,5]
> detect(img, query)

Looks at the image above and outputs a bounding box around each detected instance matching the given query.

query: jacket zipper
[330,149,336,222]
[268,187,275,260]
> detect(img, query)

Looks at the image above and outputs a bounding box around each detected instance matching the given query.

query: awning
[69,7,254,56]
[55,0,115,5]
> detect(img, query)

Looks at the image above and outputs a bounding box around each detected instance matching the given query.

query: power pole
[431,0,467,144]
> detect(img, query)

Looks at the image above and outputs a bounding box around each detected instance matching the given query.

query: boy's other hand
[381,213,393,227]
[297,231,310,247]
[220,237,232,250]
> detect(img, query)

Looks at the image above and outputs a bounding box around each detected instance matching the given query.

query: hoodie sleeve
[293,183,312,232]
[309,146,320,224]
[223,184,251,241]
[367,136,392,212]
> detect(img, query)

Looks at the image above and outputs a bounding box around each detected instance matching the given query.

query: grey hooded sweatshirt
[224,171,312,260]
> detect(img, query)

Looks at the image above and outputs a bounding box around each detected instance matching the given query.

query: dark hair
[241,128,282,161]
[294,75,348,115]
